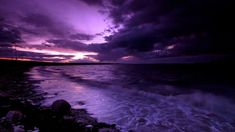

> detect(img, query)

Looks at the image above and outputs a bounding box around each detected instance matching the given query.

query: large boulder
[51,99,71,115]
[5,111,23,123]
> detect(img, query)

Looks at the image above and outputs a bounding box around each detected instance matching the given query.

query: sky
[0,0,234,63]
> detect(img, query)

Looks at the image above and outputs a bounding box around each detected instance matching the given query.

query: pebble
[13,125,24,132]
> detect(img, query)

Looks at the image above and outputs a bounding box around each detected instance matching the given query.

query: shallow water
[27,65,235,131]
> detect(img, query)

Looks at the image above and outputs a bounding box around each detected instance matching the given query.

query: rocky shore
[0,62,118,131]
[0,95,119,132]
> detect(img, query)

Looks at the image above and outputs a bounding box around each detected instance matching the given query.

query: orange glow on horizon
[0,57,32,61]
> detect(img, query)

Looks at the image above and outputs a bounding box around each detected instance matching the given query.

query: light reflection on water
[28,65,235,131]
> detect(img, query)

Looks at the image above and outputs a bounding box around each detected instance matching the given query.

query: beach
[0,61,119,131]
[0,61,235,131]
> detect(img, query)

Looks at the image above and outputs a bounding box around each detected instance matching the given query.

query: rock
[0,117,6,122]
[85,124,93,131]
[0,97,120,131]
[28,127,40,132]
[86,124,93,128]
[99,128,119,132]
[72,109,97,126]
[63,115,75,123]
[33,127,40,132]
[0,126,13,132]
[6,111,23,123]
[13,125,24,132]
[0,118,13,132]
[51,99,71,115]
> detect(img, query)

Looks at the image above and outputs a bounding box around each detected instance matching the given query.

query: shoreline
[0,95,119,131]
[0,63,119,131]
[1,61,235,131]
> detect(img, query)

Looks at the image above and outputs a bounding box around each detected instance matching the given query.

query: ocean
[25,64,235,131]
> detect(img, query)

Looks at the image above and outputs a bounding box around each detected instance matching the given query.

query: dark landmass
[0,55,235,66]
[0,59,114,67]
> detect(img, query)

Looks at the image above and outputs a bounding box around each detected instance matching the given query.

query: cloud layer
[0,0,234,62]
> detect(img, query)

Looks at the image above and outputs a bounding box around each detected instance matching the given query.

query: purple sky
[0,0,234,63]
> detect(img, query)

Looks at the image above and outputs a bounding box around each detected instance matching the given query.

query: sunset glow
[0,0,233,62]
[15,46,98,62]
[0,57,32,61]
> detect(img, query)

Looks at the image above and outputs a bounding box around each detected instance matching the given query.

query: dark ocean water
[26,64,235,131]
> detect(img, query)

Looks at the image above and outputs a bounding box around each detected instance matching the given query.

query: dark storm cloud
[21,13,72,37]
[108,24,157,52]
[96,0,234,57]
[0,17,22,45]
[49,0,235,61]
[94,48,128,61]
[22,14,52,28]
[70,33,94,41]
[47,39,109,52]
[1,0,234,62]
[47,39,88,51]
